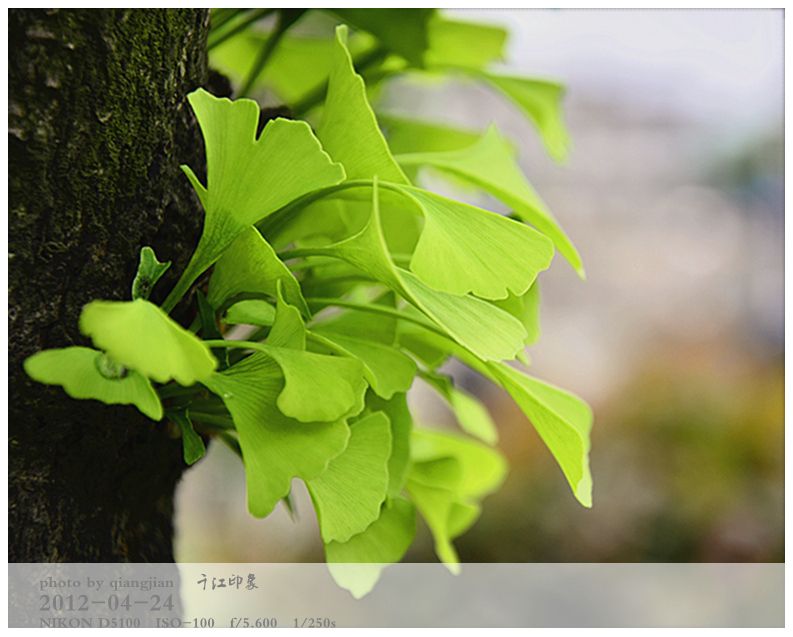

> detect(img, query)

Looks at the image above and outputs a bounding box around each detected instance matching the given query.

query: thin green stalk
[158,383,203,400]
[304,297,448,338]
[187,411,235,429]
[210,8,246,33]
[238,10,304,98]
[207,8,275,51]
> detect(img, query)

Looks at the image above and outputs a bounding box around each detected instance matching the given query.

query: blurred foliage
[442,344,783,563]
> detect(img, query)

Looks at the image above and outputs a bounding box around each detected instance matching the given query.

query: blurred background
[175,8,784,563]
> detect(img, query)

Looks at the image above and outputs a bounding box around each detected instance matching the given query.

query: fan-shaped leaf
[79,299,217,386]
[367,392,413,497]
[164,89,345,311]
[204,353,350,517]
[224,299,276,326]
[207,226,308,314]
[479,74,571,163]
[316,25,409,184]
[23,347,163,421]
[329,9,435,67]
[489,363,592,507]
[307,412,392,542]
[313,328,416,399]
[425,17,507,70]
[397,126,583,276]
[326,497,416,598]
[398,184,554,299]
[305,180,527,361]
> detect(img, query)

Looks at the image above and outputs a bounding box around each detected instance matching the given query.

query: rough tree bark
[9,9,210,561]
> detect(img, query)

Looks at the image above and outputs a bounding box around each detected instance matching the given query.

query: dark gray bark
[9,9,210,561]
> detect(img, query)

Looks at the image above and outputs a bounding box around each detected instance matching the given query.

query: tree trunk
[9,9,210,562]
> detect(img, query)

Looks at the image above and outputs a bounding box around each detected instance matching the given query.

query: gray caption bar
[9,562,784,628]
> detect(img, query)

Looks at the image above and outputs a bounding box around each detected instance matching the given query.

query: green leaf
[396,126,583,277]
[79,299,217,386]
[307,412,392,542]
[131,246,171,300]
[479,74,571,163]
[268,281,306,350]
[493,282,541,346]
[263,345,367,422]
[425,16,507,70]
[224,299,276,326]
[325,497,416,599]
[312,328,416,399]
[411,428,507,499]
[164,88,345,311]
[171,411,206,465]
[406,457,466,572]
[196,289,228,369]
[316,26,409,184]
[367,392,413,497]
[210,27,377,107]
[23,347,163,421]
[407,428,507,571]
[421,372,498,444]
[204,353,350,517]
[207,226,309,315]
[328,9,435,67]
[398,184,555,299]
[379,115,481,155]
[489,363,592,507]
[305,180,528,361]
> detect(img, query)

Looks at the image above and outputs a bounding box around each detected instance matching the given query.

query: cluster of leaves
[24,9,592,596]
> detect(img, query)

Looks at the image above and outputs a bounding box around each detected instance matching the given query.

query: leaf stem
[304,297,448,337]
[238,10,304,98]
[187,411,236,429]
[207,8,275,51]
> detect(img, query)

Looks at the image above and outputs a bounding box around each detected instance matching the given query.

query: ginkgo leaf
[204,353,350,517]
[263,346,368,422]
[171,411,206,465]
[307,412,392,543]
[210,26,378,107]
[328,9,435,67]
[302,180,528,361]
[411,428,507,499]
[312,328,416,399]
[224,299,276,326]
[367,392,413,497]
[421,372,498,444]
[396,126,583,277]
[164,88,344,311]
[314,298,398,345]
[379,115,481,155]
[489,362,592,507]
[23,347,163,421]
[493,282,541,346]
[316,26,409,184]
[326,497,416,599]
[268,281,306,350]
[207,226,309,315]
[79,299,217,386]
[478,73,571,163]
[407,428,507,571]
[406,457,466,572]
[396,184,555,299]
[425,16,507,70]
[131,246,171,301]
